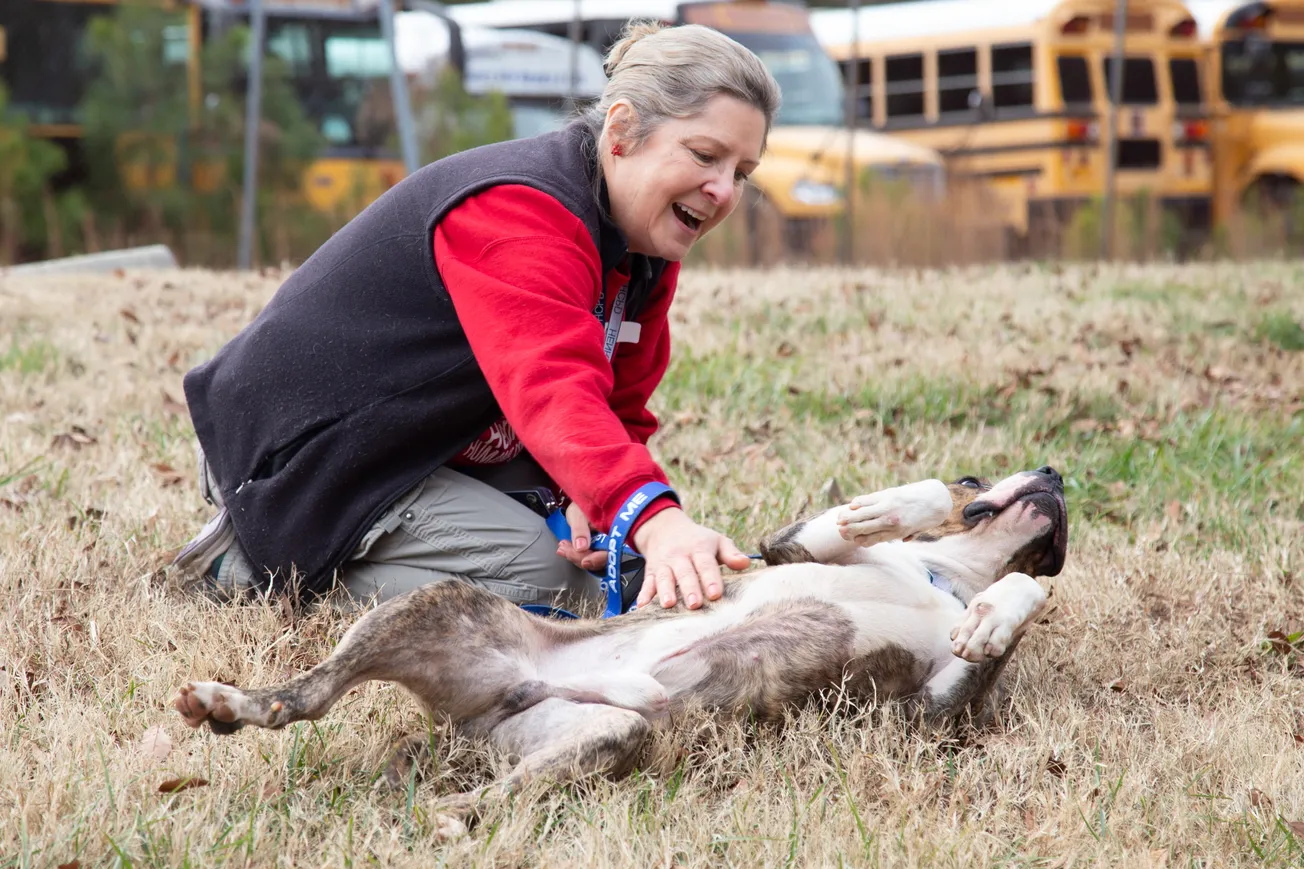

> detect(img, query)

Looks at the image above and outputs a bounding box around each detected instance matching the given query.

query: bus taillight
[1173,119,1208,142]
[1067,119,1098,142]
[1061,15,1090,35]
[1169,18,1197,38]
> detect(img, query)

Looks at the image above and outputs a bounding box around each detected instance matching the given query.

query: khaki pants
[194,450,601,609]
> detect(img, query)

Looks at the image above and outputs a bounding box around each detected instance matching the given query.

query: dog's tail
[552,671,669,720]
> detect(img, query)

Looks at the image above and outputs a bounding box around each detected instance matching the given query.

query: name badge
[617,321,641,344]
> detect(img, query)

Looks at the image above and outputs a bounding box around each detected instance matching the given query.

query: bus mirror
[968,89,994,119]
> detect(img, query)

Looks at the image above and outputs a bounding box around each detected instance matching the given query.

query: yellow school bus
[448,0,948,243]
[0,0,404,210]
[817,0,1212,247]
[1192,0,1304,225]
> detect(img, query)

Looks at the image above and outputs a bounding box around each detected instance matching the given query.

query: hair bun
[603,20,666,78]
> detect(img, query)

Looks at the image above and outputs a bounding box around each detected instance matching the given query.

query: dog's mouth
[963,471,1068,577]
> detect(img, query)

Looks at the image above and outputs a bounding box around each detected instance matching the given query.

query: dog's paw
[949,574,1046,662]
[174,681,281,733]
[430,792,478,842]
[949,601,1012,662]
[432,812,469,842]
[836,479,952,546]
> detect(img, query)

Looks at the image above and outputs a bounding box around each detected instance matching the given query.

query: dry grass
[1,260,1303,867]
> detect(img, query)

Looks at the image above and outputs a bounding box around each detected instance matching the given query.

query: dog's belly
[537,562,962,720]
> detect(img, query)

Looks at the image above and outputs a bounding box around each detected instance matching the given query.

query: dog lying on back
[175,466,1067,838]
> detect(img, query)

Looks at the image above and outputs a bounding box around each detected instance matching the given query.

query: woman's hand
[556,501,607,572]
[633,508,751,610]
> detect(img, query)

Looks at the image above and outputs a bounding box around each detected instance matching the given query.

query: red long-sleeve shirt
[434,183,679,535]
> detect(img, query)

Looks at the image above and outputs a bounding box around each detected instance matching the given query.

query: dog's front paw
[949,574,1046,662]
[836,479,952,546]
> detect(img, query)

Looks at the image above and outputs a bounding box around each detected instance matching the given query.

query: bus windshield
[1222,38,1304,105]
[261,16,393,150]
[722,30,845,126]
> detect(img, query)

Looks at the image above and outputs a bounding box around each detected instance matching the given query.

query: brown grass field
[2,260,1303,867]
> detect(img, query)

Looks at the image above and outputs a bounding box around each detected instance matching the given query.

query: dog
[175,465,1067,838]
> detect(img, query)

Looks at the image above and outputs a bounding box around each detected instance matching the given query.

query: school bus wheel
[1244,175,1303,242]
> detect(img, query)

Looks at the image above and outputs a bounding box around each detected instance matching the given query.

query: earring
[611,143,623,156]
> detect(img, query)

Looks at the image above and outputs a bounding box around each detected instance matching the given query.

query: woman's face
[604,95,766,262]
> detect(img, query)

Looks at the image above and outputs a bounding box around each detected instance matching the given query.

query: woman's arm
[434,184,671,534]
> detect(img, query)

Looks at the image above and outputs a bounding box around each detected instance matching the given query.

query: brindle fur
[175,470,1067,838]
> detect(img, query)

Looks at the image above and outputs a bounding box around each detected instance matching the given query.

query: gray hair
[578,21,781,165]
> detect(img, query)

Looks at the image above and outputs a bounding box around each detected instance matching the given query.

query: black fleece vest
[184,123,666,592]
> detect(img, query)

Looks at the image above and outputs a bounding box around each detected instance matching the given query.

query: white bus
[396,12,608,140]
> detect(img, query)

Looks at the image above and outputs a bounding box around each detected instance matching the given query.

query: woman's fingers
[670,555,703,609]
[717,536,752,571]
[565,502,592,552]
[691,551,724,601]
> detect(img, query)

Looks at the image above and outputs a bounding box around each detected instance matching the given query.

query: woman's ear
[604,101,637,152]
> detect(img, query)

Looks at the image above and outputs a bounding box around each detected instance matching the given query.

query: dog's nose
[1036,466,1063,484]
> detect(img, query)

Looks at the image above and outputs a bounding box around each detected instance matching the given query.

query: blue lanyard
[597,481,675,617]
[535,482,676,619]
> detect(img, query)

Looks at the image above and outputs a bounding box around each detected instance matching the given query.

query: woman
[175,21,782,614]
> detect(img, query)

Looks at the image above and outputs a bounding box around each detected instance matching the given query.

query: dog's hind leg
[174,654,373,734]
[430,698,650,840]
[175,582,540,735]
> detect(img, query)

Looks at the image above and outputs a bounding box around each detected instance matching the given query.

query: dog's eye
[957,476,983,489]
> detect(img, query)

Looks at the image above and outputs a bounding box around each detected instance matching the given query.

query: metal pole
[1101,0,1127,259]
[237,0,266,271]
[379,0,420,175]
[842,0,860,266]
[567,0,582,115]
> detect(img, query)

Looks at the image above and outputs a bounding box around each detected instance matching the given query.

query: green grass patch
[1255,311,1304,352]
[0,333,59,375]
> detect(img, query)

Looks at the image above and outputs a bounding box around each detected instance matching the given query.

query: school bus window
[991,43,1034,111]
[1168,58,1201,106]
[1222,40,1304,105]
[162,24,190,66]
[1057,55,1092,105]
[267,23,314,75]
[884,53,925,121]
[938,48,977,116]
[851,58,873,122]
[1102,56,1158,104]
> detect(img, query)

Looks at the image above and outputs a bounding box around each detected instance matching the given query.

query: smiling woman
[173,21,782,621]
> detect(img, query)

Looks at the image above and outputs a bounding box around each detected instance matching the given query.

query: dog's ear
[912,480,990,542]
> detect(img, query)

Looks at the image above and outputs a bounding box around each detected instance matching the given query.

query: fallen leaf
[1288,820,1304,838]
[120,307,141,324]
[161,392,188,417]
[158,776,208,794]
[151,463,185,487]
[1105,678,1127,693]
[139,725,172,762]
[1266,630,1296,655]
[57,861,80,869]
[1250,788,1273,809]
[1044,753,1067,778]
[51,426,97,451]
